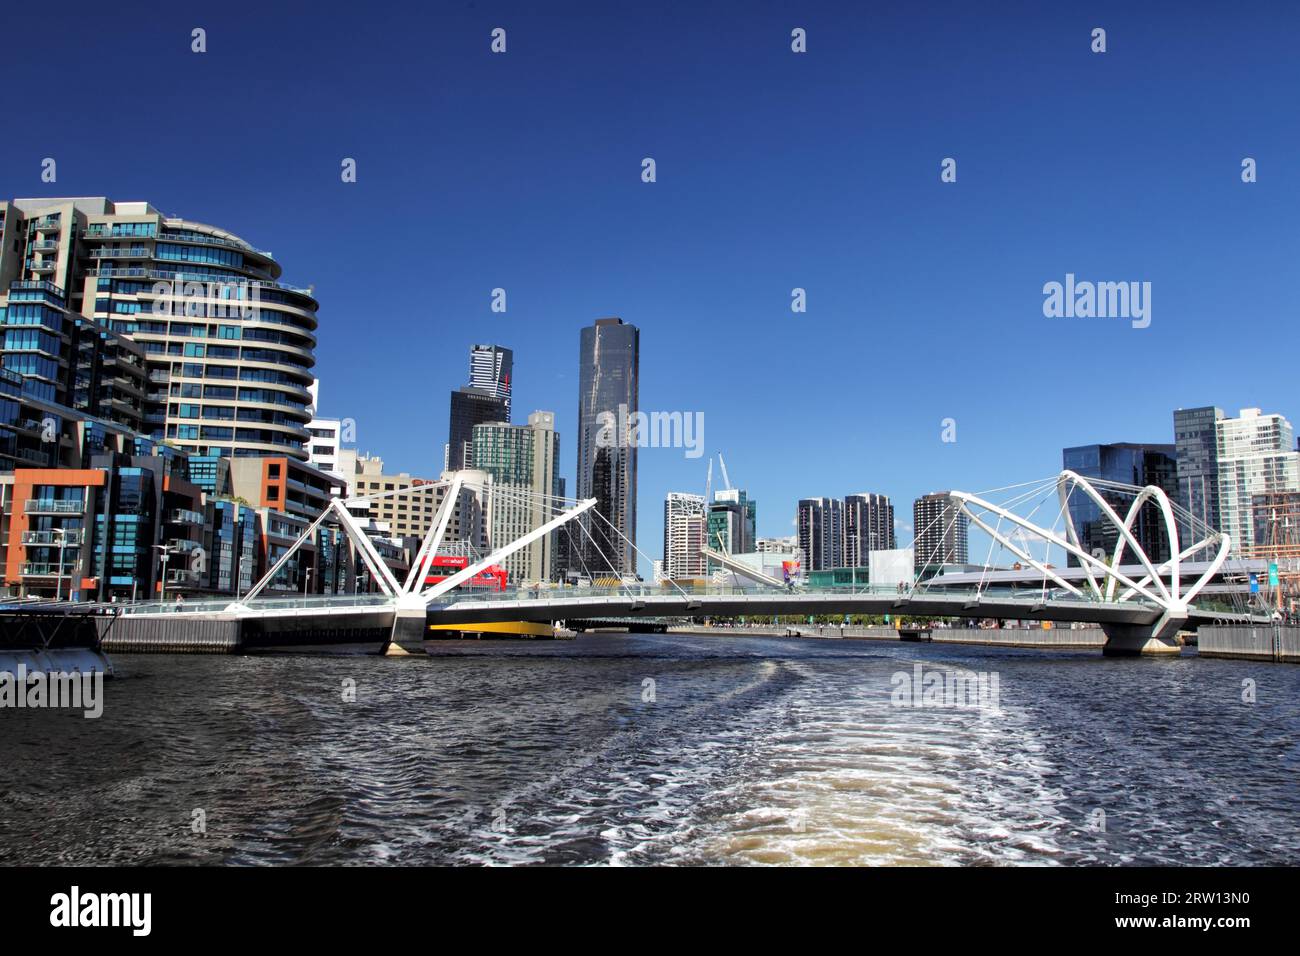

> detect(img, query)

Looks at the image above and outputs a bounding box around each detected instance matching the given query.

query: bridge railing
[115,593,397,615]
[108,580,1173,617]
[429,581,1145,608]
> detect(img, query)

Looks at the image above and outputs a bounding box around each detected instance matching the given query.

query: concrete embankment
[932,627,1105,648]
[96,616,242,654]
[1197,625,1300,663]
[668,625,1105,648]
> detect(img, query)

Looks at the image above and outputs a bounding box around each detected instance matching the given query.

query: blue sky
[4,1,1297,571]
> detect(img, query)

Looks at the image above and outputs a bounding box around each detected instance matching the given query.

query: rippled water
[2,633,1297,865]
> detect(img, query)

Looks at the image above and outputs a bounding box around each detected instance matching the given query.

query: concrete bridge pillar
[387,596,428,655]
[1101,611,1186,656]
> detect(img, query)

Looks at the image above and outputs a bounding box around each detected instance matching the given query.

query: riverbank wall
[1198,625,1300,663]
[96,617,242,654]
[667,624,1105,648]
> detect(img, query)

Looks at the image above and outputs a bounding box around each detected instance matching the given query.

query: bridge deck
[111,585,1260,628]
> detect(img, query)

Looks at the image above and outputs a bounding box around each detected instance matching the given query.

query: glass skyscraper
[575,318,639,577]
[1216,408,1300,555]
[1174,406,1224,538]
[447,387,508,471]
[467,343,513,419]
[472,410,562,583]
[1061,443,1178,564]
[707,489,756,569]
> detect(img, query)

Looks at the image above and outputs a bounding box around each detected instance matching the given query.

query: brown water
[1,633,1297,865]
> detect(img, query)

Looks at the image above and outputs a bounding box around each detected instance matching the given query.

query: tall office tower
[663,492,707,580]
[472,410,562,583]
[1061,443,1178,564]
[912,492,969,572]
[447,387,508,471]
[1174,406,1225,537]
[707,488,756,564]
[467,344,513,420]
[844,492,895,567]
[0,197,320,461]
[797,497,844,571]
[576,317,639,577]
[1216,408,1300,555]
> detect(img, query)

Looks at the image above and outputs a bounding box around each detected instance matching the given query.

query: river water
[2,633,1297,865]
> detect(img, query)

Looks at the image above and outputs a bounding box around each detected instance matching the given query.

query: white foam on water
[661,659,1072,866]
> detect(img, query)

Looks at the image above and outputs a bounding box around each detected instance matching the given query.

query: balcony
[83,225,157,240]
[21,529,82,546]
[33,218,61,232]
[87,247,150,259]
[24,499,85,515]
[10,447,54,466]
[157,227,273,259]
[83,266,316,300]
[10,279,65,298]
[28,260,56,274]
[32,239,59,253]
[168,509,204,526]
[20,562,76,577]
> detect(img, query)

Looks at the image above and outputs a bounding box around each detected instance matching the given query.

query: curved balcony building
[0,198,319,462]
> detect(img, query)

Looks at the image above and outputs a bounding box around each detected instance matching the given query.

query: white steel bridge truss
[230,473,595,612]
[940,469,1231,616]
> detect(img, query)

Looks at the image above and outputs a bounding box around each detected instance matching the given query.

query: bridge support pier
[1101,612,1186,656]
[387,596,429,655]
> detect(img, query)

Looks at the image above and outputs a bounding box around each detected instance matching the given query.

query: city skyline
[4,4,1297,579]
[331,321,1300,575]
[5,0,1300,890]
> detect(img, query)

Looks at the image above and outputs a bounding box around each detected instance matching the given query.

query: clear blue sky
[4,1,1297,571]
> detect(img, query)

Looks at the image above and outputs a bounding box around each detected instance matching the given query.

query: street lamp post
[235,554,251,602]
[153,543,176,606]
[303,564,315,597]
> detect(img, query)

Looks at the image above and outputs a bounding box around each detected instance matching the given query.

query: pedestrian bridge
[114,470,1265,656]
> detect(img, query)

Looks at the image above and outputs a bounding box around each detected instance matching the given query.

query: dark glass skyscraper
[1061,443,1178,565]
[1173,406,1224,536]
[706,489,756,568]
[447,387,507,471]
[575,317,639,577]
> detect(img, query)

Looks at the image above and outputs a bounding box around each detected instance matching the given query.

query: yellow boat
[425,621,556,639]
